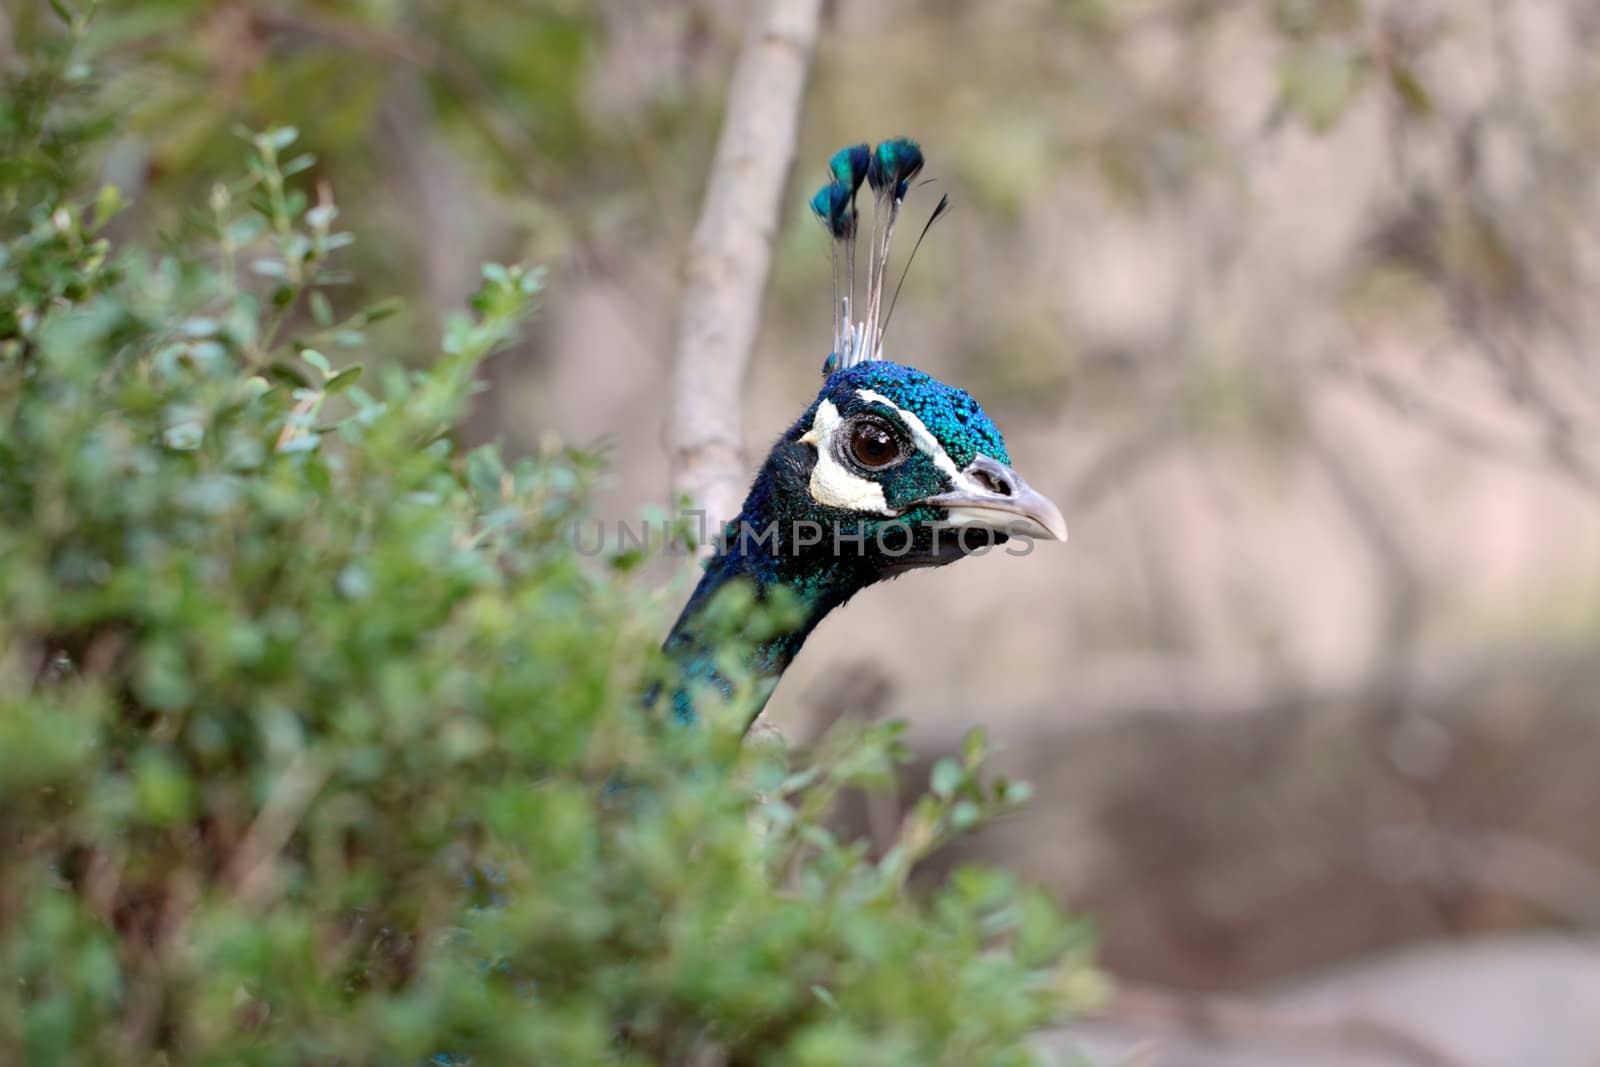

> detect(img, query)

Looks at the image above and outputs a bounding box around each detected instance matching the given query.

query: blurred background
[16,0,1600,1061]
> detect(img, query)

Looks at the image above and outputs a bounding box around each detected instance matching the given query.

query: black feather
[881,192,951,340]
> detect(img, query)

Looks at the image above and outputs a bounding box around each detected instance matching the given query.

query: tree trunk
[668,0,823,530]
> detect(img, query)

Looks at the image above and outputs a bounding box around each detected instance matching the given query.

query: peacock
[432,139,1057,1067]
[661,139,1066,727]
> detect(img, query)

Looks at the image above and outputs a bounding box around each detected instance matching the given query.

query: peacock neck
[660,496,880,726]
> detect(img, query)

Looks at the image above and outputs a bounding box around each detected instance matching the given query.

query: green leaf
[251,258,287,278]
[227,216,265,245]
[134,751,196,825]
[466,445,505,498]
[267,361,312,388]
[309,290,334,328]
[950,800,980,831]
[299,348,331,376]
[323,365,363,394]
[931,758,963,800]
[91,185,124,231]
[359,297,404,324]
[962,726,988,768]
[997,778,1033,807]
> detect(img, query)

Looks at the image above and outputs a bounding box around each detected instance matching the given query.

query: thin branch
[668,0,824,528]
[225,752,329,912]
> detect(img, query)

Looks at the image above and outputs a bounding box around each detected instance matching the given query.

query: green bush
[0,13,1098,1066]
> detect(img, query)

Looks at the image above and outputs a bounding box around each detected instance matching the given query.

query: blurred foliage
[11,0,1548,442]
[0,9,1099,1064]
[1,0,727,367]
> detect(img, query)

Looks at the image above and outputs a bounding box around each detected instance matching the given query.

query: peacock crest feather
[809,137,950,371]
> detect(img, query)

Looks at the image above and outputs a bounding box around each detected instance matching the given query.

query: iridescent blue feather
[809,182,857,240]
[866,137,924,200]
[829,143,870,193]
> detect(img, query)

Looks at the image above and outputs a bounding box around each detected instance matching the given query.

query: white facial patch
[798,399,893,513]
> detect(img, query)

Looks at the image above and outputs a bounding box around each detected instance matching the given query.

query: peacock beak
[914,455,1068,543]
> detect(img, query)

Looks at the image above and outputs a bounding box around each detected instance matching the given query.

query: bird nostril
[971,468,1012,497]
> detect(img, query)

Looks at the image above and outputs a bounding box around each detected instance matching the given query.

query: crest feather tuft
[808,137,946,371]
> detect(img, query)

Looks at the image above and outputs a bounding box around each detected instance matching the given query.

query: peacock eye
[847,418,904,471]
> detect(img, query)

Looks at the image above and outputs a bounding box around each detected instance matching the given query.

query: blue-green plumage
[661,141,1065,727]
[809,182,857,240]
[867,138,923,200]
[829,143,870,192]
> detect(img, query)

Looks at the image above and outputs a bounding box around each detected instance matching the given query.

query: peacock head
[741,359,1063,574]
[741,137,1065,574]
